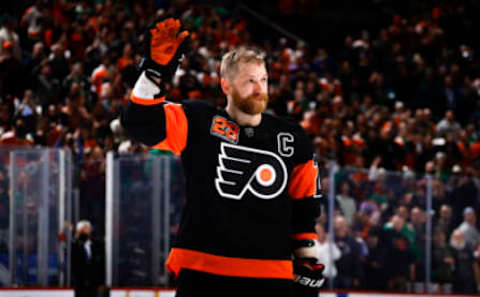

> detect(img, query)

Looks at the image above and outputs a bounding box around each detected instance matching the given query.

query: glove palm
[149,18,189,66]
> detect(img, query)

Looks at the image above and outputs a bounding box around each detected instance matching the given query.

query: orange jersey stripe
[288,159,317,199]
[166,248,293,279]
[152,103,188,155]
[292,232,318,240]
[131,94,166,106]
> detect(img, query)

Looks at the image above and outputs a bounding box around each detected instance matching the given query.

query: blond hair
[220,47,265,80]
[76,220,92,232]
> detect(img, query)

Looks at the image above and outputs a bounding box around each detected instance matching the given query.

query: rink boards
[109,289,476,297]
[0,289,475,297]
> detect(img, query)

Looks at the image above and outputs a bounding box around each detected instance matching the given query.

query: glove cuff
[294,239,319,259]
[132,71,163,100]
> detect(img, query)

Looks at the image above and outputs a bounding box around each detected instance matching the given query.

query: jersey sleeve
[121,71,188,155]
[288,128,322,240]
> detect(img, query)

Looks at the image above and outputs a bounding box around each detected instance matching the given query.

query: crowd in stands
[315,164,480,293]
[0,0,479,293]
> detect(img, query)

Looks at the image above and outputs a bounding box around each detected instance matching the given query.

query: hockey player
[121,17,324,297]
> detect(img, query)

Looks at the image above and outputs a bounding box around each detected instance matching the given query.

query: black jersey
[122,93,321,280]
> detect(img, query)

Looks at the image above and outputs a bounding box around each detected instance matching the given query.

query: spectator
[336,180,357,225]
[48,43,70,83]
[90,55,112,98]
[450,229,477,294]
[12,89,37,138]
[408,207,426,284]
[62,61,90,104]
[458,207,480,249]
[449,174,480,226]
[383,214,415,291]
[436,110,462,139]
[352,202,376,239]
[315,220,341,283]
[20,0,45,44]
[333,216,363,289]
[24,41,46,89]
[0,40,22,97]
[0,16,21,61]
[71,220,105,297]
[435,204,455,238]
[364,227,386,291]
[431,230,454,293]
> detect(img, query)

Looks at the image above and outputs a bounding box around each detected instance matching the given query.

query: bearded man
[121,17,324,297]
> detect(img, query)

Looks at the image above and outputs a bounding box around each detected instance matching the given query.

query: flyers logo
[210,116,240,144]
[215,142,288,200]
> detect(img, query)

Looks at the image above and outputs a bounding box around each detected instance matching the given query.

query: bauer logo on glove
[295,275,324,288]
[294,263,325,288]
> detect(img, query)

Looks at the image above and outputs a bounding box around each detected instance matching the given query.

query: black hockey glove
[139,16,190,95]
[293,240,325,297]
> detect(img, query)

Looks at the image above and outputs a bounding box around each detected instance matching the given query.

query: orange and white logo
[215,142,287,200]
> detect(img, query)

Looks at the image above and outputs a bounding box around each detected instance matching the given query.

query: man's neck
[225,103,262,126]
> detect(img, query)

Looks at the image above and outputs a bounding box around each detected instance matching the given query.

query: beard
[231,86,269,115]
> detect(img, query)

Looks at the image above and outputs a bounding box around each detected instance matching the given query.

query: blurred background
[0,0,479,295]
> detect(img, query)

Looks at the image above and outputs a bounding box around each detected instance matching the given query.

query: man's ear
[220,77,230,96]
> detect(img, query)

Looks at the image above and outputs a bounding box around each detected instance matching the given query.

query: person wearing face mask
[71,220,105,297]
[450,229,477,294]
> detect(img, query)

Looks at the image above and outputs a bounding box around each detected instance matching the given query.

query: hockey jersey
[121,75,321,280]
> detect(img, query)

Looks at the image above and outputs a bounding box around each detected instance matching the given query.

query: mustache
[245,93,269,102]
